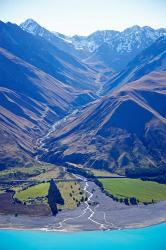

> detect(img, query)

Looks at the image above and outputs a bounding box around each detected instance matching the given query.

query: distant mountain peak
[21,18,38,26]
[124,25,141,31]
[20,18,43,34]
[20,19,72,42]
[21,19,58,39]
[20,18,41,28]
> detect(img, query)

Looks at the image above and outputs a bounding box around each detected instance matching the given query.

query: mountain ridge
[103,36,166,94]
[20,19,166,71]
[0,46,75,168]
[39,71,166,173]
[1,20,97,91]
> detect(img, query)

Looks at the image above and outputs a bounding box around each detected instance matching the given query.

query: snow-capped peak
[20,19,39,33]
[20,19,166,59]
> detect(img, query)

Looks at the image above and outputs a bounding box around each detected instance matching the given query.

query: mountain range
[0,18,165,175]
[21,19,166,71]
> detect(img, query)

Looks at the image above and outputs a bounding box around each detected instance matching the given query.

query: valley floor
[0,180,166,232]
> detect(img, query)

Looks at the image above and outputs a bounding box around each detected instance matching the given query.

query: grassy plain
[99,178,166,203]
[14,180,83,209]
[0,164,85,211]
[0,165,52,177]
[14,182,49,203]
[30,169,60,181]
[57,181,84,210]
[91,169,120,177]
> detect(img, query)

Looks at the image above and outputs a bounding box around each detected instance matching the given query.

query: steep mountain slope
[68,26,166,70]
[39,71,166,174]
[0,47,95,168]
[20,19,89,59]
[20,19,112,86]
[103,37,166,94]
[0,21,97,91]
[70,26,165,52]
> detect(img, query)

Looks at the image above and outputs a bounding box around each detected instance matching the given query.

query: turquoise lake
[0,223,166,250]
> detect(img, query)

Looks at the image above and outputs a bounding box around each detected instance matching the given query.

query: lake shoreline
[0,218,166,233]
[1,221,166,250]
[1,181,166,233]
[0,201,166,233]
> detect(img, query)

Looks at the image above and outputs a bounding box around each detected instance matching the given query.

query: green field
[30,169,61,181]
[0,164,70,194]
[14,182,49,203]
[14,180,84,209]
[0,165,52,177]
[91,169,120,177]
[0,163,85,211]
[57,181,84,210]
[99,178,166,203]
